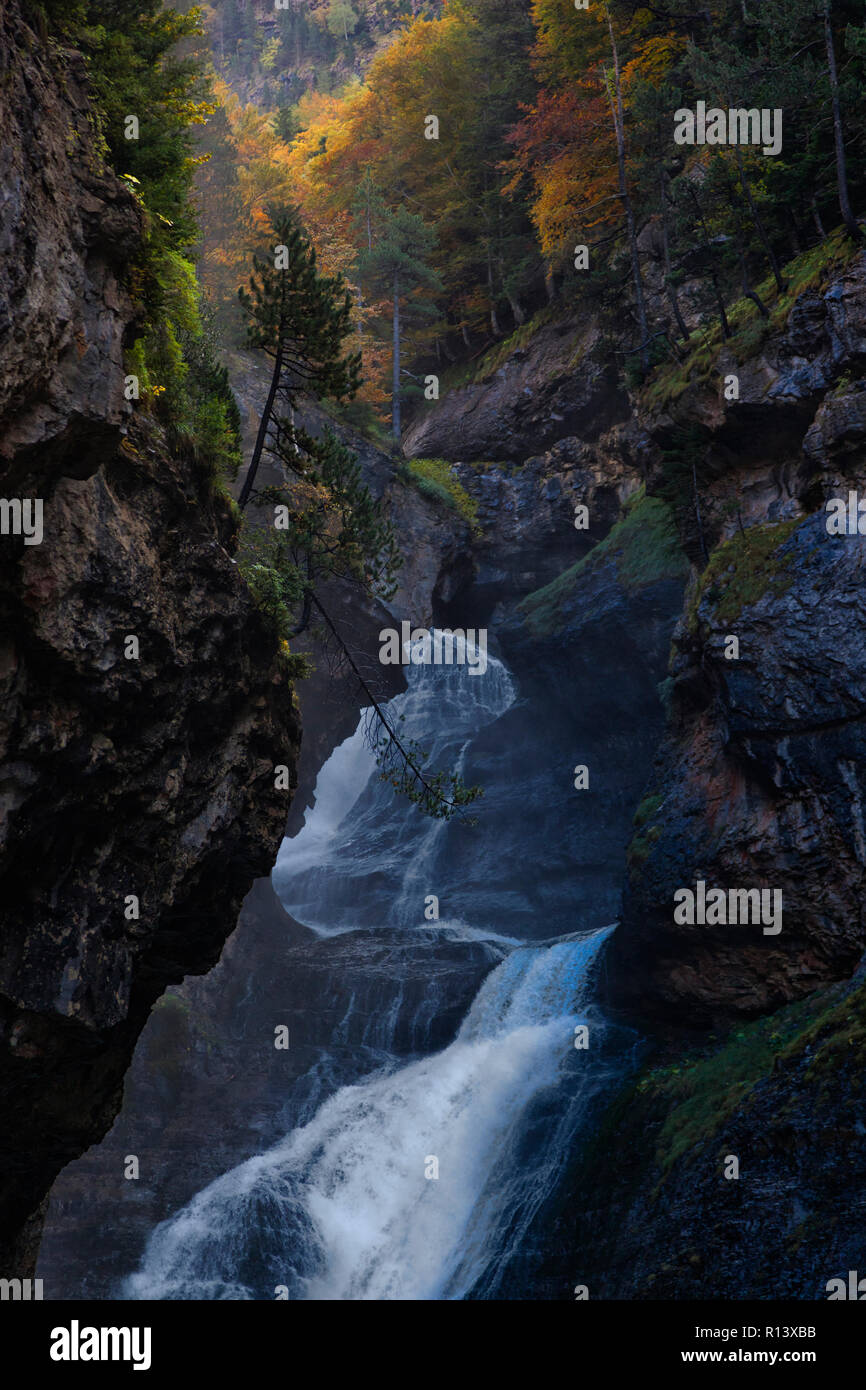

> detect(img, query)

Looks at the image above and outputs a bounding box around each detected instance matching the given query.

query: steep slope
[610,247,866,1028]
[529,245,866,1299]
[0,2,299,1273]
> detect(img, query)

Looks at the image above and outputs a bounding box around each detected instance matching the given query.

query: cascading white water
[123,925,613,1302]
[122,632,620,1301]
[272,635,517,934]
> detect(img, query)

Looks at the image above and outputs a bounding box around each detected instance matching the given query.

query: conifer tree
[355,192,442,442]
[238,208,361,508]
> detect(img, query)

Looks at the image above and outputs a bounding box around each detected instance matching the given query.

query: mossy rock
[402,458,480,530]
[634,983,846,1177]
[642,229,860,412]
[519,488,687,637]
[687,516,804,633]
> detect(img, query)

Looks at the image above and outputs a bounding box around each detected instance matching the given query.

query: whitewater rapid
[124,927,612,1300]
[272,635,517,935]
[124,632,617,1300]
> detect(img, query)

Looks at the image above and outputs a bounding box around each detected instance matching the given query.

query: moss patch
[637,985,843,1175]
[401,458,480,530]
[778,978,866,1082]
[438,304,562,392]
[519,489,687,637]
[642,229,860,411]
[627,792,665,866]
[686,517,803,632]
[628,792,663,859]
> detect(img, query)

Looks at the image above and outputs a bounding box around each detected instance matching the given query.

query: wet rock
[0,3,299,1273]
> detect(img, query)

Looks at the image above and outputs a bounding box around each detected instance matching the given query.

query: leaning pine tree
[237,209,361,509]
[239,207,481,821]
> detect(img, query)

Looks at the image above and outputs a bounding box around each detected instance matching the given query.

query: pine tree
[237,207,361,508]
[249,425,400,636]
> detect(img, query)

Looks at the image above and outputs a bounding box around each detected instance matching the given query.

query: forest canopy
[184,0,866,428]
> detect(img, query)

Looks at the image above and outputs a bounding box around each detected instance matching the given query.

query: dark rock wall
[0,4,300,1273]
[611,253,866,1030]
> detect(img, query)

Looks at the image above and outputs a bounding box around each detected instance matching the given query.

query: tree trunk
[507,292,526,326]
[721,162,771,316]
[605,5,649,369]
[733,145,787,292]
[486,248,501,337]
[824,0,861,239]
[739,247,769,318]
[692,455,709,563]
[291,587,314,640]
[439,333,457,363]
[239,340,284,510]
[687,185,731,340]
[811,197,827,241]
[660,172,689,342]
[392,270,401,442]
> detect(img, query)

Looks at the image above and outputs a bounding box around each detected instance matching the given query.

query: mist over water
[272,637,517,934]
[125,635,621,1301]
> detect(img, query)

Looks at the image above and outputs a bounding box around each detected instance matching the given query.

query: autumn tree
[355,191,442,441]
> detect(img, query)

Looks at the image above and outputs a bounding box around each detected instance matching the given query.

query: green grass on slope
[642,229,861,411]
[400,457,480,530]
[519,488,688,637]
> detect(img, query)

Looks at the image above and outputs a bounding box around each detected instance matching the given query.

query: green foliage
[237,205,398,636]
[519,489,687,638]
[42,1,243,508]
[326,0,359,42]
[636,985,845,1175]
[354,181,443,435]
[127,273,243,499]
[687,517,804,632]
[643,230,861,411]
[238,425,400,644]
[76,3,212,249]
[437,304,560,392]
[240,207,361,406]
[401,459,479,529]
[582,489,688,589]
[778,978,866,1082]
[237,560,312,678]
[628,792,664,867]
[372,721,483,822]
[633,793,663,829]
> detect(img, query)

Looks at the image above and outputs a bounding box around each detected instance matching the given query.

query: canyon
[3,0,866,1301]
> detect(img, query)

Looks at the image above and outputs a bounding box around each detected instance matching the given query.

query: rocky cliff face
[538,963,866,1300]
[402,313,631,465]
[610,250,866,1029]
[519,246,866,1300]
[12,2,864,1294]
[391,236,866,1299]
[0,5,299,1273]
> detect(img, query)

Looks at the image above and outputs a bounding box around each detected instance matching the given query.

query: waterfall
[271,636,517,935]
[123,926,613,1302]
[119,632,622,1300]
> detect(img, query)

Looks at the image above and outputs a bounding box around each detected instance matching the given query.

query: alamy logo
[0,498,43,545]
[826,492,866,535]
[0,1277,42,1299]
[379,623,488,675]
[826,1271,866,1299]
[49,1321,152,1372]
[673,880,782,935]
[674,101,783,157]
